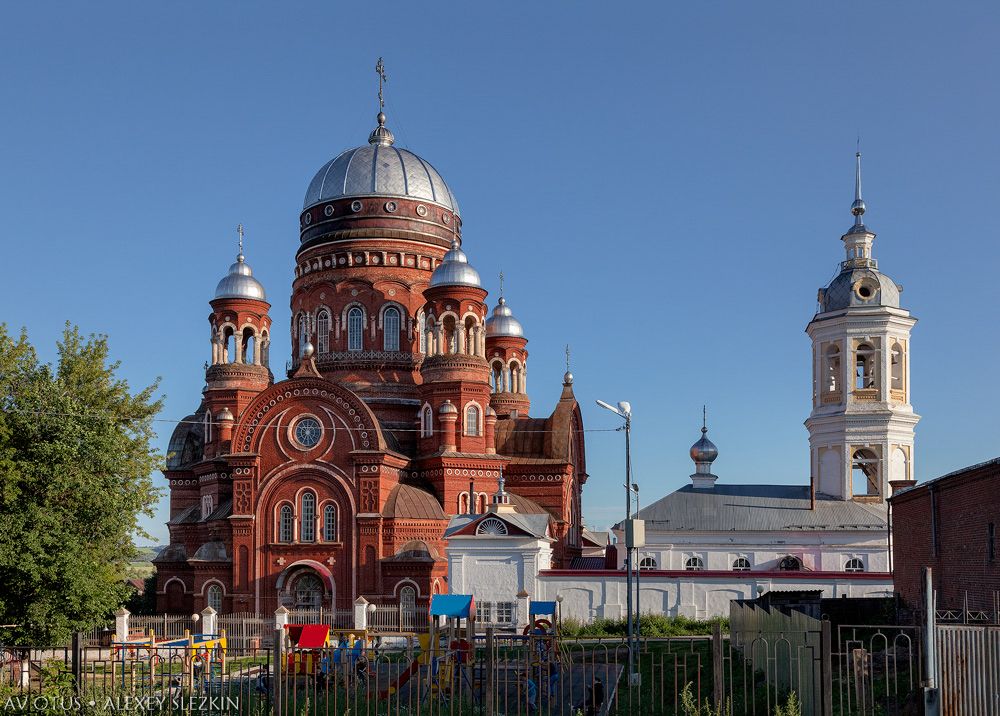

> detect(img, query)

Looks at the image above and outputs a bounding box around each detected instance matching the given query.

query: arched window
[201,495,214,520]
[297,314,307,355]
[300,492,316,542]
[824,344,841,394]
[891,342,904,393]
[383,307,400,351]
[421,406,433,437]
[845,558,865,573]
[206,584,223,612]
[510,363,522,394]
[855,342,877,390]
[639,557,657,570]
[732,557,751,571]
[852,448,880,497]
[684,556,704,571]
[400,585,416,611]
[223,327,236,364]
[347,308,364,352]
[418,313,427,354]
[464,316,477,354]
[491,362,504,393]
[778,556,802,571]
[317,311,330,353]
[442,315,457,354]
[323,504,337,542]
[242,328,256,364]
[465,405,480,436]
[278,504,293,543]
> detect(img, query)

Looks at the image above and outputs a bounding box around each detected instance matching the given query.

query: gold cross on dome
[375,57,387,110]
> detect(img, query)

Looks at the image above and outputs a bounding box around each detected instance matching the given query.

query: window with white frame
[418,313,426,353]
[323,504,337,542]
[496,601,514,625]
[347,308,364,352]
[383,307,400,351]
[400,585,416,612]
[685,556,704,571]
[278,504,293,542]
[845,558,865,573]
[300,491,316,542]
[421,406,433,437]
[201,494,214,520]
[779,555,802,571]
[639,556,657,570]
[206,584,223,612]
[732,557,751,571]
[465,405,480,436]
[316,311,330,353]
[297,314,307,355]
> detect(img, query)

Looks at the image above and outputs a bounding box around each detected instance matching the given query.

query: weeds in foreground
[562,614,729,638]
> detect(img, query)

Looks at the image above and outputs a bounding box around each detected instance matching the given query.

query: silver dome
[214,254,267,301]
[429,240,481,288]
[302,114,459,215]
[690,427,719,465]
[485,297,525,338]
[820,267,900,313]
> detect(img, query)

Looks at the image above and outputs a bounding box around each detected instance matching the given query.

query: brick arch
[233,378,385,454]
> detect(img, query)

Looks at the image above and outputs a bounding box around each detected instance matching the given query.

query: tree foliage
[0,324,161,644]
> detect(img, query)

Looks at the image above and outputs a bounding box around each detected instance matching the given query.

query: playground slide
[378,634,431,698]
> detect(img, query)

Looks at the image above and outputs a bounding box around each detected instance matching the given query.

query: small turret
[690,408,719,489]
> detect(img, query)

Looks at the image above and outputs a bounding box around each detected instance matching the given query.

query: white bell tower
[805,153,919,502]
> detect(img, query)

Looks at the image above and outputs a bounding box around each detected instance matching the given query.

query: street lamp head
[631,483,639,492]
[595,399,619,415]
[618,401,631,416]
[556,594,564,603]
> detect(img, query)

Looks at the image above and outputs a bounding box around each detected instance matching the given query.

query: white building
[446,155,911,622]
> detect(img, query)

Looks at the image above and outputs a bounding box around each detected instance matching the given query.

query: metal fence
[936,624,1000,715]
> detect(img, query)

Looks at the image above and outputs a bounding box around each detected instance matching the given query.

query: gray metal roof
[303,143,459,215]
[630,484,887,532]
[819,266,900,313]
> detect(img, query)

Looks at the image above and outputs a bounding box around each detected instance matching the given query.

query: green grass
[562,614,729,638]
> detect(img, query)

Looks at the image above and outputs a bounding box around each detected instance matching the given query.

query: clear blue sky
[1,3,997,544]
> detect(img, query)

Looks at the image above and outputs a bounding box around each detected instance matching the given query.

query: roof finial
[702,405,707,434]
[375,57,387,112]
[851,149,866,225]
[236,223,245,261]
[368,57,395,146]
[499,271,505,299]
[566,344,571,372]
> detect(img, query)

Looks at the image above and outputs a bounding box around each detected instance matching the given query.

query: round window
[854,280,878,301]
[293,417,322,448]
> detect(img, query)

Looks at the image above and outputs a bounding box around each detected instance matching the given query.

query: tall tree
[0,324,161,645]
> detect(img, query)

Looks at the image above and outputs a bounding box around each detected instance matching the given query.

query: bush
[561,614,728,638]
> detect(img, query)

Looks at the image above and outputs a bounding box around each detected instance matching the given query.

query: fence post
[274,606,290,632]
[114,606,130,642]
[820,619,833,716]
[354,596,369,631]
[485,627,495,716]
[200,606,217,636]
[273,623,284,716]
[71,632,83,693]
[923,567,940,715]
[712,621,723,708]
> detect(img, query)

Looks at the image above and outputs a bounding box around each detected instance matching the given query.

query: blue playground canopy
[430,594,475,618]
[529,601,557,617]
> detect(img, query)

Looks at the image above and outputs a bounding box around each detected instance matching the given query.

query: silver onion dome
[690,426,719,466]
[302,112,460,215]
[429,240,482,288]
[214,254,267,301]
[485,297,525,338]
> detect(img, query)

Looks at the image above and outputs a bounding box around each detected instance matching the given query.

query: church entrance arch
[276,560,336,612]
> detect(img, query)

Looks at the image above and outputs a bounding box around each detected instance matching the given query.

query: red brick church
[154,104,588,614]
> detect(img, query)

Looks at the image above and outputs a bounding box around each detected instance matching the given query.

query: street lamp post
[596,399,636,683]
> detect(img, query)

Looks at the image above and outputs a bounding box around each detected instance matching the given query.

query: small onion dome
[439,400,458,414]
[485,297,525,338]
[429,240,481,288]
[690,426,719,466]
[216,407,234,422]
[214,254,266,301]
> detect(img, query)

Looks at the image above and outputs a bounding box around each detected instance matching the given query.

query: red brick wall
[891,458,1000,612]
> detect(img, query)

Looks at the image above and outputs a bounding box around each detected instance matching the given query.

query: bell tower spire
[806,153,918,502]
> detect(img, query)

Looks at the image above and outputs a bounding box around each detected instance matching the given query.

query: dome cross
[375,57,387,111]
[236,223,244,259]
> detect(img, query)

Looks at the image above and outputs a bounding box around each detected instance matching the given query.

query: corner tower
[805,154,918,502]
